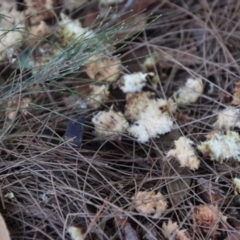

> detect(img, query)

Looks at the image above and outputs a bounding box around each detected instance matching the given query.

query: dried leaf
[24,0,55,25]
[197,178,225,203]
[115,214,139,240]
[154,130,192,205]
[65,117,85,149]
[0,213,11,240]
[193,204,227,237]
[232,82,240,105]
[85,54,121,82]
[160,158,192,205]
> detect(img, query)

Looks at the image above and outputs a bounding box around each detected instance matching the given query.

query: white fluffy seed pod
[197,131,240,163]
[132,191,167,219]
[92,109,129,137]
[213,107,240,130]
[173,77,203,104]
[233,178,240,195]
[67,226,84,240]
[167,136,200,170]
[128,100,173,143]
[143,56,156,72]
[121,72,148,93]
[58,13,94,47]
[0,8,25,61]
[85,84,110,108]
[125,92,177,122]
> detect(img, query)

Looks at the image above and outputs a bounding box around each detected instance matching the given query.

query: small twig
[83,200,106,238]
[97,0,136,33]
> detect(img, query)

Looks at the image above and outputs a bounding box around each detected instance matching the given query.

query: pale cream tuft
[125,92,177,122]
[213,106,240,130]
[197,131,240,163]
[0,8,25,61]
[85,54,121,82]
[173,77,203,104]
[85,84,110,108]
[162,220,178,239]
[128,99,174,143]
[6,97,32,120]
[162,220,190,240]
[233,177,240,195]
[67,226,84,240]
[132,191,167,218]
[232,82,240,105]
[167,136,200,170]
[92,109,128,137]
[58,13,94,47]
[124,91,154,120]
[121,72,147,93]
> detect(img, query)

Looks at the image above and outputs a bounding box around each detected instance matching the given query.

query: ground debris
[114,214,139,240]
[65,116,85,149]
[197,178,225,204]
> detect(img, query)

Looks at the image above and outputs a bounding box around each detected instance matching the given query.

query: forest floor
[1,0,240,239]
